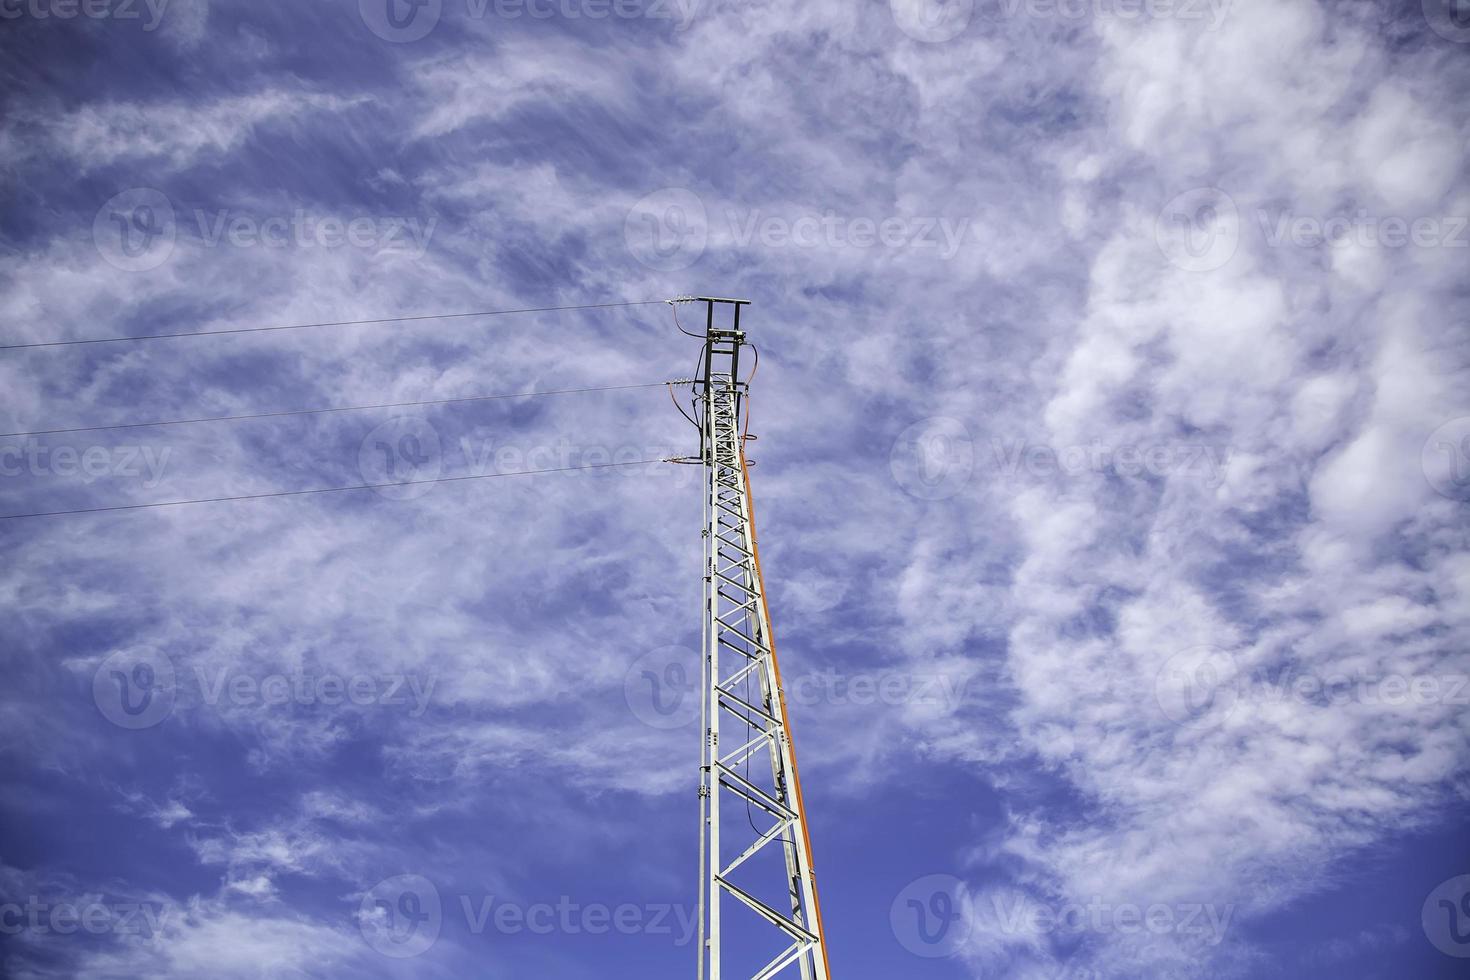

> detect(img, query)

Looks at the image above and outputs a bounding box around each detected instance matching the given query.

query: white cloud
[2,2,1466,977]
[3,90,355,172]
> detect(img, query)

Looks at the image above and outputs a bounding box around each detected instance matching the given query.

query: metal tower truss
[689,298,831,980]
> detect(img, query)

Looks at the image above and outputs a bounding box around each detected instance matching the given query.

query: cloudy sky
[2,0,1468,977]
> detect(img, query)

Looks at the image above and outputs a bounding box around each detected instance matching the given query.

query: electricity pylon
[680,297,831,980]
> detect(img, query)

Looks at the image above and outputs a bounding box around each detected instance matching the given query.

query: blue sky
[2,0,1469,977]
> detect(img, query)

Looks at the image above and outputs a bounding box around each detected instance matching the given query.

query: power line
[669,297,703,338]
[0,458,669,521]
[2,380,693,439]
[0,300,667,351]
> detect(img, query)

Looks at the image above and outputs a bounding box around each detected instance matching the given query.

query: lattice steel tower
[678,297,831,980]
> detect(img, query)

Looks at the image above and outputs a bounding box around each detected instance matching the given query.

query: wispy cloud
[2,1,1466,977]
